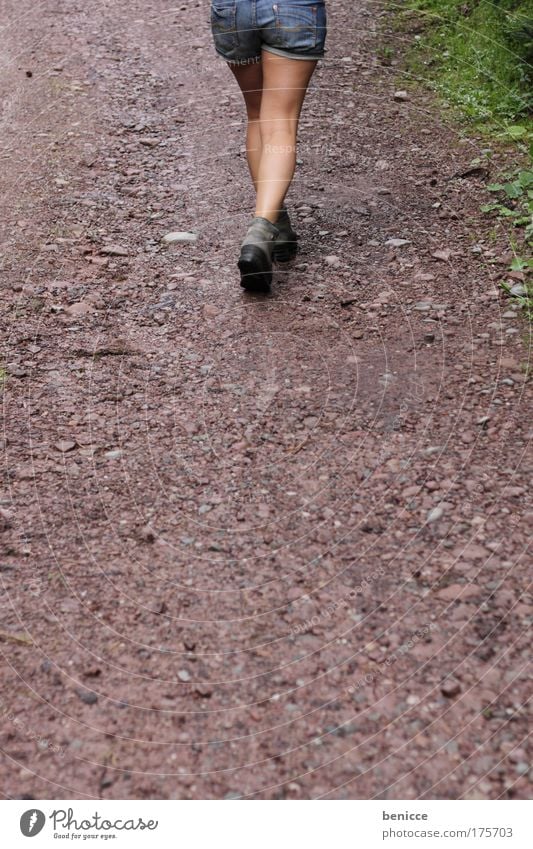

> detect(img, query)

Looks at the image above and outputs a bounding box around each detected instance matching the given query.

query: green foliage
[481,167,533,243]
[390,2,533,312]
[481,166,533,311]
[397,0,533,137]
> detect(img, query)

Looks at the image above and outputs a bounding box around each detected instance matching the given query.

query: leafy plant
[481,168,533,243]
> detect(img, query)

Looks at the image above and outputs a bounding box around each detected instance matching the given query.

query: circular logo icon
[20,809,46,837]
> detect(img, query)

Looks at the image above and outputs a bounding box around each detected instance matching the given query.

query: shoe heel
[238,245,272,291]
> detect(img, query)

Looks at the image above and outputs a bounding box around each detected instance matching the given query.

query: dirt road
[0,0,530,799]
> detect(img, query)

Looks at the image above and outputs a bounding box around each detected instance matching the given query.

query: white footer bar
[2,799,531,848]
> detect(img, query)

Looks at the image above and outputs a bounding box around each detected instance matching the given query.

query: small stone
[76,689,98,705]
[414,301,431,311]
[426,506,444,523]
[104,449,123,460]
[515,762,529,776]
[64,301,94,317]
[393,90,409,102]
[432,249,452,262]
[510,283,526,297]
[162,231,198,244]
[178,669,191,682]
[441,678,461,698]
[506,486,525,497]
[5,363,27,378]
[54,440,77,453]
[194,684,213,698]
[100,244,129,256]
[385,238,411,247]
[325,255,341,268]
[423,332,435,343]
[139,525,155,543]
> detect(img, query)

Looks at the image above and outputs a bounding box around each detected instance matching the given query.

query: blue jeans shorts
[210,0,327,64]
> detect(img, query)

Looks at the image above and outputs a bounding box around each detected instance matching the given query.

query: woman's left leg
[229,60,264,191]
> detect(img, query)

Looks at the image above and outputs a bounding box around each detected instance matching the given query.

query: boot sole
[238,245,272,292]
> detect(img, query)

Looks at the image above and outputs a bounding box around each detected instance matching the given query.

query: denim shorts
[210,0,327,63]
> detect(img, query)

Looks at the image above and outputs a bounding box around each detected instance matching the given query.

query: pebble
[441,678,461,698]
[325,255,341,267]
[76,689,98,705]
[194,684,213,698]
[385,238,411,247]
[178,669,191,682]
[5,363,27,377]
[54,440,77,453]
[432,249,452,262]
[100,244,129,256]
[139,525,155,543]
[64,301,94,317]
[104,449,123,460]
[426,506,444,523]
[162,231,197,244]
[393,90,409,102]
[509,283,526,296]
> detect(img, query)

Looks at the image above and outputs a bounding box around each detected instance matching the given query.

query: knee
[245,93,262,122]
[259,120,295,143]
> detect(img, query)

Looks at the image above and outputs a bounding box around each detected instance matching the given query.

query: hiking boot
[272,206,298,262]
[238,216,279,291]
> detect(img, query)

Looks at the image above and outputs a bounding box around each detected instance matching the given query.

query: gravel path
[0,0,531,800]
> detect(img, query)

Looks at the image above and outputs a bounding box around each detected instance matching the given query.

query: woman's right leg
[254,50,317,223]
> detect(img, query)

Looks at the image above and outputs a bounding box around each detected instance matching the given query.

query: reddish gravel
[0,0,531,800]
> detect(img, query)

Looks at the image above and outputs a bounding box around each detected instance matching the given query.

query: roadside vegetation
[384,0,533,310]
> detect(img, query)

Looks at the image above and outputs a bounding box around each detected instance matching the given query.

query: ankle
[253,214,278,226]
[254,207,287,224]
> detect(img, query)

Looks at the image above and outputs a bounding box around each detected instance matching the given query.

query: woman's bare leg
[254,51,317,223]
[229,60,263,191]
[229,52,317,222]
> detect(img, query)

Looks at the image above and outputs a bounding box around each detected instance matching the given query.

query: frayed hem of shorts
[261,45,325,61]
[214,50,261,65]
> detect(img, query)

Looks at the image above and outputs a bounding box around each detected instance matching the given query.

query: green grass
[386,1,533,313]
[393,0,533,142]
